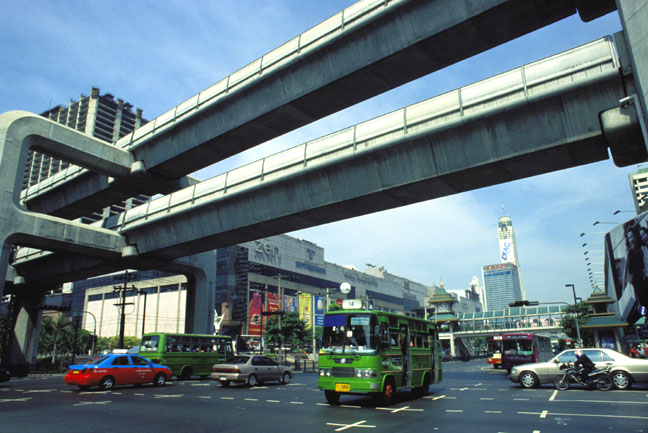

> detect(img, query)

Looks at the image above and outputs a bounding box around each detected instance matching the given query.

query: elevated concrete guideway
[15,36,644,282]
[20,0,599,220]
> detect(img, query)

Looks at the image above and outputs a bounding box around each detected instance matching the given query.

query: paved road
[1,360,647,433]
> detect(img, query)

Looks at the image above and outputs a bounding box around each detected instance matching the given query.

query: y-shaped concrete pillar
[0,111,145,297]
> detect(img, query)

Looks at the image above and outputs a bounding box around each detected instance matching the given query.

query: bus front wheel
[378,379,395,405]
[325,390,340,404]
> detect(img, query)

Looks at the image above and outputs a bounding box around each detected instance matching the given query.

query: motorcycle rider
[573,349,595,384]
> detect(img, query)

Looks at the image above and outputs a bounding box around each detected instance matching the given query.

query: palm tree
[39,315,74,364]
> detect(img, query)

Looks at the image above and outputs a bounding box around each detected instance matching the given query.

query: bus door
[400,325,410,387]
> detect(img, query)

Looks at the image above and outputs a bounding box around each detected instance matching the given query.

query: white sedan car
[509,348,648,390]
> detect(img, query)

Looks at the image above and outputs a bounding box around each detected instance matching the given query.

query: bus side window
[390,332,399,348]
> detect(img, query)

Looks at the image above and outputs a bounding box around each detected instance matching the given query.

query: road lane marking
[326,420,376,431]
[513,398,529,401]
[445,410,464,413]
[426,395,446,400]
[540,410,548,418]
[155,394,184,398]
[199,396,212,399]
[549,390,558,401]
[0,397,32,403]
[73,400,111,406]
[317,403,330,406]
[376,406,423,413]
[245,398,258,401]
[266,399,280,403]
[341,405,361,408]
[484,411,501,414]
[480,397,494,400]
[550,398,648,405]
[290,401,304,405]
[219,397,235,400]
[23,389,56,393]
[518,411,648,420]
[191,383,211,386]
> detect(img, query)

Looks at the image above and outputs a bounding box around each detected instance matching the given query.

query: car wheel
[153,372,166,387]
[519,371,539,389]
[247,374,258,387]
[324,390,340,404]
[281,372,291,385]
[611,371,632,390]
[99,376,115,390]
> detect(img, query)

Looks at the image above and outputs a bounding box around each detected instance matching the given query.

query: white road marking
[426,395,446,400]
[191,383,211,387]
[266,399,280,403]
[518,411,648,420]
[73,400,111,406]
[480,397,494,400]
[376,406,423,413]
[549,390,558,401]
[245,398,258,401]
[155,394,184,398]
[134,393,145,396]
[23,389,56,393]
[290,401,304,405]
[199,396,212,399]
[540,410,548,418]
[219,396,235,400]
[513,398,529,401]
[326,420,376,431]
[0,397,32,403]
[484,411,501,414]
[445,410,464,413]
[341,405,361,408]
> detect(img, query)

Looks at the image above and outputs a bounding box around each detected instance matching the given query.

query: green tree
[94,335,141,354]
[561,302,594,347]
[38,315,74,363]
[264,311,309,350]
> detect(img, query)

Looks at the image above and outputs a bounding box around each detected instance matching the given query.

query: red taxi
[64,353,171,390]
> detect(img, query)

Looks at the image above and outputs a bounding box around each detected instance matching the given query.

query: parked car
[210,355,292,387]
[509,348,648,390]
[64,353,171,390]
[0,367,10,383]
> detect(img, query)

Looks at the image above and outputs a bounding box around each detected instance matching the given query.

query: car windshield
[321,314,377,355]
[86,356,110,365]
[227,356,250,364]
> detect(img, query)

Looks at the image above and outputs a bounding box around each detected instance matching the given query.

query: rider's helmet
[574,349,583,357]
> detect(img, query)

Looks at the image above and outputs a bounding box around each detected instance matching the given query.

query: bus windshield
[321,314,377,355]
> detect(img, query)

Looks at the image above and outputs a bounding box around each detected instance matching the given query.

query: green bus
[317,309,442,404]
[138,333,233,380]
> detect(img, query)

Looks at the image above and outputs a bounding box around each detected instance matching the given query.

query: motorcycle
[553,363,612,391]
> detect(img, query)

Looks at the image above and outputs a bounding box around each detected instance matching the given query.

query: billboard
[606,212,648,324]
[499,238,516,264]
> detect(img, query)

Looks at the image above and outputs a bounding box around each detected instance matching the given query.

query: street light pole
[565,284,582,347]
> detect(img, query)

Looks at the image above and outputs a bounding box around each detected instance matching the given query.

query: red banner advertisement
[249,292,263,335]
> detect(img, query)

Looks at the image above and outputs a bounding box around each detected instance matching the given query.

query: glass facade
[482,263,522,311]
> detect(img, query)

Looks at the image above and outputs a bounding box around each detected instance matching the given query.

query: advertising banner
[284,295,297,312]
[314,295,325,327]
[267,292,279,312]
[607,212,648,324]
[299,293,312,329]
[499,239,516,264]
[249,292,263,335]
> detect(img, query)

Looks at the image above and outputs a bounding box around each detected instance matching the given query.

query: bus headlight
[354,369,377,378]
[319,368,332,377]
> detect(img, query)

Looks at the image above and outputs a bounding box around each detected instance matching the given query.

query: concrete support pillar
[9,291,45,368]
[616,0,648,149]
[179,251,217,334]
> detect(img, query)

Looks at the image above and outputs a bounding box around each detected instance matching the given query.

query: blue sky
[0,1,637,304]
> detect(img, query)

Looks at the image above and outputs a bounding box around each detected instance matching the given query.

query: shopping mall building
[70,234,430,338]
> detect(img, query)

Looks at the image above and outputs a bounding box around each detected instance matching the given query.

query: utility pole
[565,284,583,347]
[114,270,136,349]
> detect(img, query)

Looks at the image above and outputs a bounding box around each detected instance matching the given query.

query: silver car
[210,355,292,387]
[509,348,648,390]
